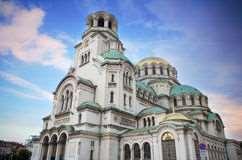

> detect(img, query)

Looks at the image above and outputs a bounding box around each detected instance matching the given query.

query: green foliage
[16,148,32,160]
[0,148,32,160]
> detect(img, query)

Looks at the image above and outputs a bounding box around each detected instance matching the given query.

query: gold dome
[161,113,192,122]
[136,57,170,67]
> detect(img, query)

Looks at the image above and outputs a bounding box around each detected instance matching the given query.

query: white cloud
[207,92,242,140]
[0,70,52,101]
[0,2,72,71]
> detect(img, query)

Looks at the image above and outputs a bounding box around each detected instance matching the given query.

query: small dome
[170,85,201,96]
[101,49,130,63]
[161,113,192,122]
[138,106,167,117]
[136,81,156,96]
[136,57,170,67]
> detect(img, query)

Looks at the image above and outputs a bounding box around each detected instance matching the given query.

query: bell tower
[85,11,118,35]
[74,11,124,69]
[73,11,125,108]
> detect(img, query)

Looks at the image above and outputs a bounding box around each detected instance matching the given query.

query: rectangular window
[124,94,126,106]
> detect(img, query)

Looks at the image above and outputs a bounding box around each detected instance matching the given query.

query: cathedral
[31,11,242,160]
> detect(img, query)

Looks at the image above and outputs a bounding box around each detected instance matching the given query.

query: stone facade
[31,11,242,160]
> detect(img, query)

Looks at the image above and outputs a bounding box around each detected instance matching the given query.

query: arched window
[152,65,156,74]
[167,68,170,76]
[124,94,126,106]
[84,54,87,62]
[98,17,104,27]
[160,66,163,75]
[59,133,67,160]
[110,92,114,103]
[174,98,177,107]
[133,143,141,160]
[59,85,73,113]
[124,144,131,160]
[191,96,195,105]
[205,96,208,105]
[182,96,186,106]
[216,120,222,132]
[145,67,148,75]
[108,21,112,29]
[88,52,90,61]
[81,55,84,64]
[162,132,176,160]
[79,114,82,123]
[143,142,151,160]
[41,136,49,160]
[123,73,125,84]
[65,90,69,110]
[61,95,64,111]
[147,117,151,126]
[143,118,147,127]
[69,92,73,109]
[125,72,129,84]
[199,96,202,105]
[129,76,132,86]
[152,116,155,126]
[111,74,115,82]
[129,96,132,107]
[138,69,141,77]
[50,135,58,160]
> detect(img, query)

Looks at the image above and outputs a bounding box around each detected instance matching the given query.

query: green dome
[170,85,201,96]
[101,50,130,62]
[136,81,156,96]
[138,106,167,117]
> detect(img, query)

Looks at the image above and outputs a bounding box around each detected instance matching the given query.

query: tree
[15,148,32,160]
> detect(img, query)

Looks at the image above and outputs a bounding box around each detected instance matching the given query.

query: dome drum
[170,85,208,108]
[135,57,178,82]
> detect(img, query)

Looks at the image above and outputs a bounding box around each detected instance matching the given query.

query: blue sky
[0,0,242,143]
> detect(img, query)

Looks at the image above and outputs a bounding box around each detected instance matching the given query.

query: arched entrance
[41,136,49,160]
[50,135,58,160]
[162,132,177,160]
[59,133,67,160]
[124,144,131,160]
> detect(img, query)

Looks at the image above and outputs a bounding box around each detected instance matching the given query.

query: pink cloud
[207,92,242,140]
[0,2,71,71]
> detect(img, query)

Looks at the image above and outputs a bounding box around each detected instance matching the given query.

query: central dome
[134,57,178,83]
[136,57,170,67]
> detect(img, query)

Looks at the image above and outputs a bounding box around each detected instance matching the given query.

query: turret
[83,11,118,38]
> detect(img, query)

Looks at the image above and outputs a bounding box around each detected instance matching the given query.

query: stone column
[55,143,61,160]
[141,145,144,160]
[187,131,196,160]
[93,17,98,27]
[104,19,109,28]
[46,144,53,160]
[131,147,134,160]
[177,130,188,160]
